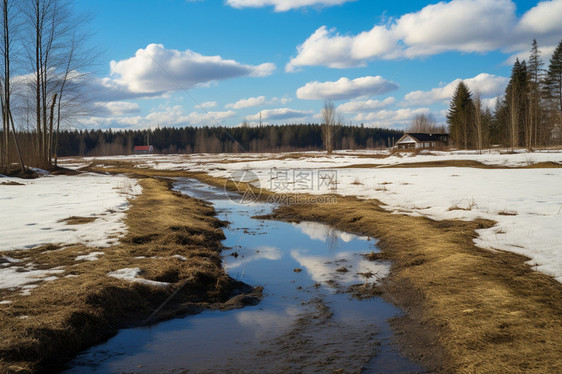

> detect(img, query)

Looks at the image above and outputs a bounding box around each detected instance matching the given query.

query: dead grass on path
[268,198,562,373]
[0,178,239,373]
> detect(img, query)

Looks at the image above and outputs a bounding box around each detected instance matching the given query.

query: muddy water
[64,179,422,373]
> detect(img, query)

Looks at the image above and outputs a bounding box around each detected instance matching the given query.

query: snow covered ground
[0,172,141,297]
[59,150,562,283]
[0,173,141,251]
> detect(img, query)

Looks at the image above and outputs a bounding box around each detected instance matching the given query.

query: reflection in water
[235,307,300,339]
[226,245,282,270]
[292,221,367,245]
[291,250,390,286]
[63,179,421,373]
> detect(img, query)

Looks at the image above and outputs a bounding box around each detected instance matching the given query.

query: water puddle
[64,179,423,373]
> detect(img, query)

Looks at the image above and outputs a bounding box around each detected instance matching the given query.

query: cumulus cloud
[199,101,218,109]
[403,73,508,106]
[286,0,562,70]
[353,108,431,128]
[94,101,141,116]
[226,0,354,12]
[246,108,313,121]
[80,106,236,129]
[297,76,399,101]
[337,97,395,113]
[226,95,293,109]
[226,96,267,109]
[109,43,275,94]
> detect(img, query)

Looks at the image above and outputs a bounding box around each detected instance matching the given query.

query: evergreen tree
[504,58,528,149]
[527,39,544,148]
[545,39,562,143]
[447,81,473,149]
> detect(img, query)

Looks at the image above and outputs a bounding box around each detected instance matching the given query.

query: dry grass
[58,216,97,225]
[267,198,562,373]
[0,177,242,373]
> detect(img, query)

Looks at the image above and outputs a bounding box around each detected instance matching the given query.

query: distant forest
[54,124,404,157]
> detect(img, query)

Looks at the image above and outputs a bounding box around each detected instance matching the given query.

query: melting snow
[108,268,171,288]
[0,173,141,251]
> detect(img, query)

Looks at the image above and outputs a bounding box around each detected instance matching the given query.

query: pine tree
[545,39,562,143]
[447,81,473,149]
[527,39,544,148]
[504,58,528,149]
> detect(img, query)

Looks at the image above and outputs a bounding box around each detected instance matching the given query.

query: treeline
[54,124,403,157]
[448,39,562,150]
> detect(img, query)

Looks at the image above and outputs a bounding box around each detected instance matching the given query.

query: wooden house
[395,133,449,150]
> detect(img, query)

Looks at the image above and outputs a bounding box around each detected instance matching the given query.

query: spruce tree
[447,81,473,149]
[545,40,562,119]
[527,39,544,148]
[504,58,528,148]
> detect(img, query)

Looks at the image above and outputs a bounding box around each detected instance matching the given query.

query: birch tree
[321,100,335,154]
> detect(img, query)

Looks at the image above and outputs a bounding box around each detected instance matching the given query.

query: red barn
[133,145,154,154]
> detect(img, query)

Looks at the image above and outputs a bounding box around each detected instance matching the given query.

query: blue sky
[73,0,562,130]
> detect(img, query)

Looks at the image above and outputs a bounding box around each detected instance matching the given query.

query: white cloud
[80,106,236,129]
[296,76,399,101]
[199,101,218,109]
[286,0,562,70]
[226,96,267,109]
[352,108,431,128]
[517,0,562,36]
[226,95,293,109]
[109,43,275,94]
[246,108,313,121]
[403,73,508,106]
[94,101,141,116]
[226,0,354,12]
[337,97,395,114]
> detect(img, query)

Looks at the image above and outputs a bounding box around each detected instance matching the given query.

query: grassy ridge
[0,177,250,373]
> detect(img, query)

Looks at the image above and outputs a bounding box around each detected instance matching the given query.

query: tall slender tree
[527,39,544,148]
[447,81,473,149]
[545,39,562,143]
[321,100,335,154]
[0,0,24,173]
[504,58,528,149]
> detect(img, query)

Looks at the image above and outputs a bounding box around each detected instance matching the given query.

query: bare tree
[408,113,445,133]
[509,84,519,150]
[21,0,91,168]
[0,0,24,173]
[473,92,484,153]
[321,100,335,154]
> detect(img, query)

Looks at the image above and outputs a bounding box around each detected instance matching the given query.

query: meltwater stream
[64,179,422,373]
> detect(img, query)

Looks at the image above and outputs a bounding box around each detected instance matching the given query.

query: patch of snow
[108,268,171,288]
[0,300,13,304]
[0,173,142,251]
[172,255,187,261]
[75,251,104,262]
[0,267,64,289]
